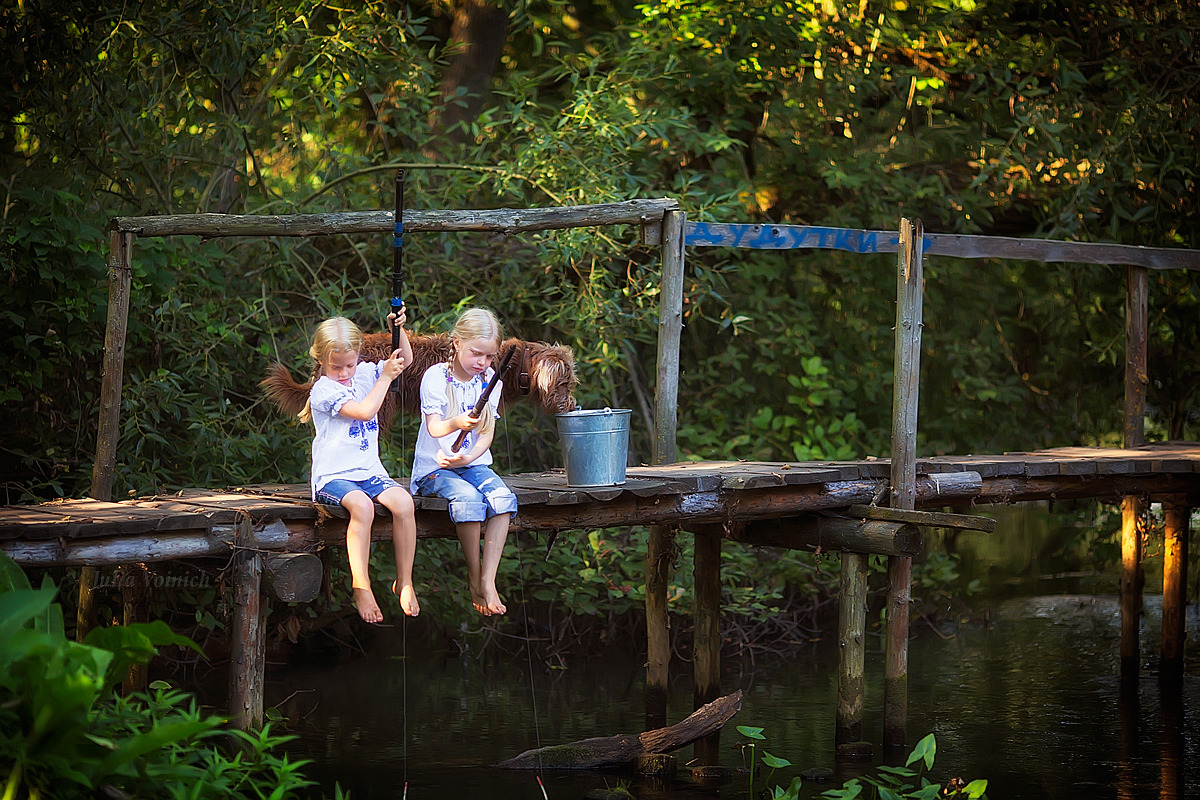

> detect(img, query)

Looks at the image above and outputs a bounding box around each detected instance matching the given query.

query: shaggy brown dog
[261,332,578,432]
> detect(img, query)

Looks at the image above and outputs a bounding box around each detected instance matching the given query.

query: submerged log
[497,690,742,769]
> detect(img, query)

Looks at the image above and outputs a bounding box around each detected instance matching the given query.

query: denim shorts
[315,475,401,506]
[414,464,518,524]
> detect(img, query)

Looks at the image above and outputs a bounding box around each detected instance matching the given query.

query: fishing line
[501,406,548,796]
[392,169,410,799]
[402,613,409,799]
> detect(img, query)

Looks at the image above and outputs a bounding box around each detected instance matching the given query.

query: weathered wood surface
[497,690,742,769]
[884,217,923,750]
[729,518,922,557]
[684,222,1200,271]
[1,446,1197,564]
[112,199,679,238]
[847,505,996,533]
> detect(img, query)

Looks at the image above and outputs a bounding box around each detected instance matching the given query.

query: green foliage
[735,728,988,800]
[820,734,987,800]
[4,0,1197,502]
[1,0,1197,657]
[0,552,321,800]
[735,724,796,797]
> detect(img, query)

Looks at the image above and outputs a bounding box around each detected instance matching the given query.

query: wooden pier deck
[3,442,1197,566]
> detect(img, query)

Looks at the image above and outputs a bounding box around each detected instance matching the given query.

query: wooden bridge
[4,198,1198,763]
[4,444,1197,565]
[2,443,1196,759]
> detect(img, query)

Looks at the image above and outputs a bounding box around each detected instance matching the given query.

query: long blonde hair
[299,317,363,423]
[446,308,504,438]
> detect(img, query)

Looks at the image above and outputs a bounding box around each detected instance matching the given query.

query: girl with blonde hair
[304,310,419,622]
[411,307,517,615]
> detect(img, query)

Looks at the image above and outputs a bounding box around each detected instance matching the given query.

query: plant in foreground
[737,725,988,800]
[0,552,323,799]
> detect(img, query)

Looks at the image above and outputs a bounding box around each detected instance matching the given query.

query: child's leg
[455,521,487,613]
[417,468,493,614]
[478,513,511,615]
[377,486,419,616]
[342,490,383,623]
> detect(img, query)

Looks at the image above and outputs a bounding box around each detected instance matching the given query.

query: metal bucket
[555,408,631,487]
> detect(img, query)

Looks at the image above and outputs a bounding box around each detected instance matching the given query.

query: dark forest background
[3,0,1197,503]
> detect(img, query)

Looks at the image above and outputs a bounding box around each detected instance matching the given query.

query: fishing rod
[450,346,517,452]
[390,169,405,394]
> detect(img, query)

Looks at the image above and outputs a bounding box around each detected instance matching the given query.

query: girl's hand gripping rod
[451,346,517,452]
[390,169,405,394]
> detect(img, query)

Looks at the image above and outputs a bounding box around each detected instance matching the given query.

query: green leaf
[93,719,220,777]
[0,584,57,643]
[906,733,937,771]
[762,751,792,768]
[0,551,32,593]
[737,725,766,740]
[964,778,989,797]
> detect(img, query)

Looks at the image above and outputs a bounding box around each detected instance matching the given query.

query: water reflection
[269,504,1199,799]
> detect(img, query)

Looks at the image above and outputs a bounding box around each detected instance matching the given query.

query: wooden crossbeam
[847,504,995,533]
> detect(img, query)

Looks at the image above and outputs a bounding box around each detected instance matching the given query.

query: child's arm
[338,351,405,421]
[423,409,481,440]
[434,425,493,468]
[387,307,415,369]
[449,426,494,466]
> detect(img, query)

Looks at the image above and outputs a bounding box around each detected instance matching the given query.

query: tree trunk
[498,690,742,769]
[430,0,508,147]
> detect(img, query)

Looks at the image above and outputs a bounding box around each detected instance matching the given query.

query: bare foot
[353,586,383,623]
[480,585,506,616]
[469,583,491,616]
[392,580,420,617]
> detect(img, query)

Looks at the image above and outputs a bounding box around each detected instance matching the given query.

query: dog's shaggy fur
[261,332,578,432]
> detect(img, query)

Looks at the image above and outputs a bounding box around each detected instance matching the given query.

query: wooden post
[645,526,671,731]
[692,528,721,764]
[1124,266,1148,449]
[836,552,869,757]
[1160,495,1189,678]
[120,563,150,694]
[654,207,685,466]
[80,229,133,642]
[646,208,685,729]
[228,516,266,730]
[884,217,923,752]
[1120,265,1148,684]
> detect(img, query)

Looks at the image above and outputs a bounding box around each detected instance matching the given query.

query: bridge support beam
[836,552,869,757]
[1161,495,1190,680]
[229,517,266,731]
[691,527,722,764]
[645,524,672,731]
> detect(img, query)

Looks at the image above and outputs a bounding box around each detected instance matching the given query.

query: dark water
[268,504,1199,799]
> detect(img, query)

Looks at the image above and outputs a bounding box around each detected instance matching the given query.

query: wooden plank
[622,463,737,492]
[848,505,995,533]
[1093,458,1137,475]
[133,490,316,518]
[0,501,208,540]
[683,222,1200,271]
[115,198,680,238]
